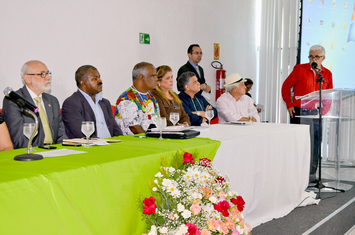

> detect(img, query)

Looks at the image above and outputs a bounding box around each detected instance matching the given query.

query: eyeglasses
[308,55,324,60]
[192,52,203,55]
[26,71,52,78]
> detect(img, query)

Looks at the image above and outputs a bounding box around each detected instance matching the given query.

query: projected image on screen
[301,0,355,89]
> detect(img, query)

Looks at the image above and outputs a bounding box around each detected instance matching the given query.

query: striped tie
[34,97,53,144]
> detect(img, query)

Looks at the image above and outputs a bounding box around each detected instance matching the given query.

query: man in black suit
[62,65,122,139]
[2,60,67,149]
[177,44,211,99]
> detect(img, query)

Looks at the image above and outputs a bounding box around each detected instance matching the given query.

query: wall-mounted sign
[139,33,150,44]
[214,43,220,60]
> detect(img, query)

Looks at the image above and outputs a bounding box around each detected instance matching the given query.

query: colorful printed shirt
[115,87,160,135]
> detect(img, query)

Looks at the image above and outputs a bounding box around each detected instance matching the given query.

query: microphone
[311,62,319,70]
[3,87,38,113]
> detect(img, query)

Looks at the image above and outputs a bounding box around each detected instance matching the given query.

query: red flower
[216,176,225,183]
[231,196,245,212]
[186,223,201,235]
[142,197,157,214]
[214,200,231,217]
[199,158,212,168]
[183,152,195,165]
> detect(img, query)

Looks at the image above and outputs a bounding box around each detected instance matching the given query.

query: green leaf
[156,216,165,226]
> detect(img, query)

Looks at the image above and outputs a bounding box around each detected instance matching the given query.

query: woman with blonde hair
[151,65,190,126]
[0,113,13,151]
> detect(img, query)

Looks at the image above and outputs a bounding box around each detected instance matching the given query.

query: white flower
[152,187,157,191]
[159,226,168,234]
[209,196,217,203]
[181,209,191,219]
[174,213,179,219]
[154,179,158,184]
[148,225,157,235]
[177,203,185,212]
[155,172,163,178]
[191,192,202,199]
[162,179,172,187]
[179,224,188,233]
[169,167,175,173]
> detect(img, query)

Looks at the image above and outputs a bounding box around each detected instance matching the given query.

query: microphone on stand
[3,87,38,113]
[311,62,319,70]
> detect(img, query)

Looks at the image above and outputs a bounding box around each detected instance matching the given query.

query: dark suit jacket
[177,61,206,85]
[2,85,67,149]
[62,90,122,139]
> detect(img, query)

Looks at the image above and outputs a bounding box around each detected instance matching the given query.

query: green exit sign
[139,33,150,44]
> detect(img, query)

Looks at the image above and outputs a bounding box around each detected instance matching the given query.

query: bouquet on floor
[139,151,251,235]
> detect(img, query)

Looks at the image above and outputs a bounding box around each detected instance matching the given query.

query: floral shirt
[115,87,160,135]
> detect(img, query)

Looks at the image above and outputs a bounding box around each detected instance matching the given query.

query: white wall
[0,0,257,109]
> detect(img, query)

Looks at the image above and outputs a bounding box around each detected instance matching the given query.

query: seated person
[115,62,160,135]
[216,73,260,123]
[244,78,253,98]
[2,60,67,149]
[0,113,13,151]
[62,65,123,139]
[177,71,217,126]
[150,65,190,126]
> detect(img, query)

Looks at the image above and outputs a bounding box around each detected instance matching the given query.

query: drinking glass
[248,108,254,123]
[205,109,214,127]
[155,117,167,140]
[81,121,95,148]
[23,123,36,152]
[169,112,179,126]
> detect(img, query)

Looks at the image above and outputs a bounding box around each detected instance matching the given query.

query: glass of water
[81,121,95,148]
[23,123,36,152]
[169,112,179,126]
[205,109,214,127]
[155,117,167,140]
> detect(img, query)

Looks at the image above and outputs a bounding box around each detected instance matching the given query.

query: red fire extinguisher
[211,61,226,100]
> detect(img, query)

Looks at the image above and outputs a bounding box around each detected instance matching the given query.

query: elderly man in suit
[62,65,123,139]
[2,60,67,149]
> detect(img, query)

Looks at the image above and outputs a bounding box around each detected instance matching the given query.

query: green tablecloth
[0,135,220,235]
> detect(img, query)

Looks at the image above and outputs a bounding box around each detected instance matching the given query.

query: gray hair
[177,71,196,92]
[20,62,29,85]
[226,82,240,93]
[309,45,325,56]
[132,62,154,82]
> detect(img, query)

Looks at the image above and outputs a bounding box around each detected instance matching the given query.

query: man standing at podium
[281,44,333,183]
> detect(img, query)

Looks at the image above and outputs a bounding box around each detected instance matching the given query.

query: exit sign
[139,33,150,44]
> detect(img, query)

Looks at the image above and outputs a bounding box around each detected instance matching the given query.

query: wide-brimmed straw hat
[224,73,246,88]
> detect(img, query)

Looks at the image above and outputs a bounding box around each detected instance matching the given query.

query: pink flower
[186,223,201,235]
[190,204,202,215]
[200,229,211,235]
[200,187,214,199]
[207,219,218,231]
[245,224,251,233]
[183,152,195,165]
[217,220,229,234]
[225,218,235,230]
[218,191,226,198]
[231,229,240,235]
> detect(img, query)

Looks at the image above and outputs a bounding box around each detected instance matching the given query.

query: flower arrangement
[139,151,251,235]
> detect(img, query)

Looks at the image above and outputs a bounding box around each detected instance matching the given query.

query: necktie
[34,97,53,144]
[195,65,201,78]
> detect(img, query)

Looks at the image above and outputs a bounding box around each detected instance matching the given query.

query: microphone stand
[311,68,344,198]
[14,108,43,161]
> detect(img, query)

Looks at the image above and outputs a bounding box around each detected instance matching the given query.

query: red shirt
[281,63,333,109]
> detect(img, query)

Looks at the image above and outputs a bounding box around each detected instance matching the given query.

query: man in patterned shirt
[115,62,160,135]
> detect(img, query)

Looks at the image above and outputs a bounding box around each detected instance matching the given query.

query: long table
[198,123,311,228]
[0,136,220,235]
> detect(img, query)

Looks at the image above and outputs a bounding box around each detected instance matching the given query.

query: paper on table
[39,149,87,158]
[63,138,121,144]
[256,104,264,111]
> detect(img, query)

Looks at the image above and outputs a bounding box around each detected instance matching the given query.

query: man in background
[2,60,67,148]
[115,62,160,135]
[282,44,333,183]
[177,71,217,126]
[177,44,211,100]
[217,73,260,123]
[62,65,122,139]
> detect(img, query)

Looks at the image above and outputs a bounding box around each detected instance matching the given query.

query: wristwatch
[196,111,201,116]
